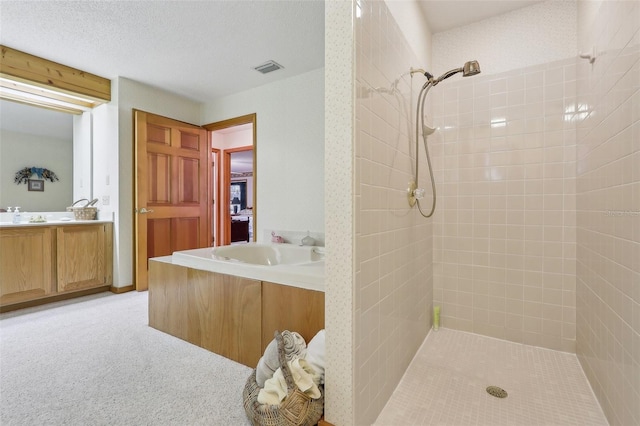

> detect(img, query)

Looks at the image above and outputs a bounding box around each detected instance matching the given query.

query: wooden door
[135,110,210,291]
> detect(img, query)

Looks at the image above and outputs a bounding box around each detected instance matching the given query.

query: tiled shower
[430,56,580,354]
[326,0,638,425]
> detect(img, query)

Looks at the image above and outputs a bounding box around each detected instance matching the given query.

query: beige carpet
[0,291,252,426]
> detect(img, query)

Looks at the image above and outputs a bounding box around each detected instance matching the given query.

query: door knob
[137,208,155,214]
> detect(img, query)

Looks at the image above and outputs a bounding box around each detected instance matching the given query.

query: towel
[281,330,307,361]
[257,358,321,406]
[255,330,307,387]
[256,338,280,387]
[303,329,325,384]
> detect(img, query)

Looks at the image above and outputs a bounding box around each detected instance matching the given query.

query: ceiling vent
[253,60,284,74]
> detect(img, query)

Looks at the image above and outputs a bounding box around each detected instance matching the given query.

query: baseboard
[0,286,110,313]
[109,284,135,294]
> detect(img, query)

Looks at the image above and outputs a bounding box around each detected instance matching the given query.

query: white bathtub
[169,243,324,292]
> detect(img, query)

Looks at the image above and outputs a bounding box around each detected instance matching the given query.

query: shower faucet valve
[407,181,425,207]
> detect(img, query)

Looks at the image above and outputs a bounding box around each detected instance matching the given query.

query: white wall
[324,1,355,423]
[211,127,253,149]
[201,68,325,242]
[73,112,93,202]
[98,71,324,287]
[0,129,73,212]
[385,0,432,68]
[433,0,577,76]
[104,77,202,287]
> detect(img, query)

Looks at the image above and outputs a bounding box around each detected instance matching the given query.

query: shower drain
[486,386,508,398]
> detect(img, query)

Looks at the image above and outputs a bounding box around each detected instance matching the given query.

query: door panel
[148,153,171,203]
[178,157,199,203]
[173,218,200,252]
[147,218,172,259]
[135,110,210,291]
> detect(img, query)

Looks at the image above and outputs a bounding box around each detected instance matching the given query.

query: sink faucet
[301,232,315,246]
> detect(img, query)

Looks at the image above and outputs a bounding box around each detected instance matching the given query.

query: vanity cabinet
[0,227,55,305]
[57,224,112,292]
[0,223,113,309]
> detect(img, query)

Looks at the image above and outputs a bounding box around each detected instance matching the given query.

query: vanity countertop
[0,211,113,228]
[0,219,113,228]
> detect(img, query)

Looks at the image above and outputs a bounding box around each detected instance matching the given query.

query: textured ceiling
[0,0,325,103]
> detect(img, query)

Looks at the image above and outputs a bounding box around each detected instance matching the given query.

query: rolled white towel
[255,338,279,387]
[304,329,325,384]
[256,331,307,387]
[281,330,307,361]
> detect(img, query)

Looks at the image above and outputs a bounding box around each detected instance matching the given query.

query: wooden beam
[0,45,111,103]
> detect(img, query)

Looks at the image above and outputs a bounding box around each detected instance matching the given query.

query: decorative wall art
[14,167,59,189]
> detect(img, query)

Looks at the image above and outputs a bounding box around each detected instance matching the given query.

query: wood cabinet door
[261,281,325,352]
[0,227,54,305]
[57,225,107,292]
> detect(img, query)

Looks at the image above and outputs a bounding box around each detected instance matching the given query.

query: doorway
[204,114,256,246]
[226,147,254,244]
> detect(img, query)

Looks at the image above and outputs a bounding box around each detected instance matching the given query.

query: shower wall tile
[353,0,433,424]
[432,57,578,353]
[575,1,640,425]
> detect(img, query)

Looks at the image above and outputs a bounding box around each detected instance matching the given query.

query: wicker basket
[67,198,98,220]
[243,331,324,426]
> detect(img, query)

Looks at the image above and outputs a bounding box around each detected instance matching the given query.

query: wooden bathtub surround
[0,223,113,311]
[261,281,325,350]
[148,259,325,368]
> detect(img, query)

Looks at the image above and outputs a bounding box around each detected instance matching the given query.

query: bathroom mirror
[0,99,79,212]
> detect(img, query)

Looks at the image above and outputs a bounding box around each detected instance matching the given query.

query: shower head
[463,60,481,76]
[432,60,481,85]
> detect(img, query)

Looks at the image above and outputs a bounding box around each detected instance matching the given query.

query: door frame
[211,147,220,246]
[203,113,257,246]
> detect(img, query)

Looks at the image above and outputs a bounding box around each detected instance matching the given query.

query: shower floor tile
[374,329,608,426]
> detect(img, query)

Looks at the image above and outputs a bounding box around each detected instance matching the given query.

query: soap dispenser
[12,207,21,224]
